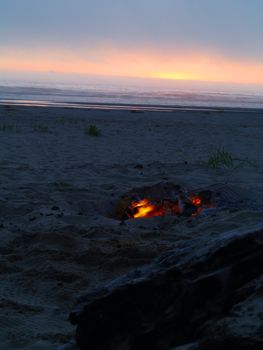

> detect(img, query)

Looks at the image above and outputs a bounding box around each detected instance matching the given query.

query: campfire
[115,183,216,220]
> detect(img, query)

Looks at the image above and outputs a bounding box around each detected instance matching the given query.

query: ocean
[1,80,263,110]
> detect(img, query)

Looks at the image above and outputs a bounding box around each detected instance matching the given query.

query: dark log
[70,224,263,350]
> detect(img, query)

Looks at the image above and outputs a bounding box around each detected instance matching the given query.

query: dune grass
[85,124,101,137]
[207,147,257,169]
[208,148,234,169]
[0,123,21,133]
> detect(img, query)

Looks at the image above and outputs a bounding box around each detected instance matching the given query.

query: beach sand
[1,104,263,349]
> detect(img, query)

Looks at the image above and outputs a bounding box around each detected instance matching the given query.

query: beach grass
[208,148,234,169]
[208,147,257,169]
[0,123,21,133]
[85,124,101,136]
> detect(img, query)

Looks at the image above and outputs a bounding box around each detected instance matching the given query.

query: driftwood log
[70,223,263,350]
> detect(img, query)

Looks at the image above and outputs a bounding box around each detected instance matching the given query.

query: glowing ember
[115,184,216,221]
[126,194,212,220]
[191,196,202,206]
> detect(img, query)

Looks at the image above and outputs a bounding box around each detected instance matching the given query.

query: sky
[0,0,263,87]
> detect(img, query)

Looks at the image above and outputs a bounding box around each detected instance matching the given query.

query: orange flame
[128,194,207,220]
[130,199,163,219]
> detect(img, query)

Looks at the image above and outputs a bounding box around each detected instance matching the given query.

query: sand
[1,104,263,349]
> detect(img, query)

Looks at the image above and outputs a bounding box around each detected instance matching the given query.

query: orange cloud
[1,47,263,85]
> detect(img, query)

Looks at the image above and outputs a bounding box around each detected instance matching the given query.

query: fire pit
[115,183,216,220]
[114,182,261,221]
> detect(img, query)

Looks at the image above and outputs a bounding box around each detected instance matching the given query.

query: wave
[1,82,263,109]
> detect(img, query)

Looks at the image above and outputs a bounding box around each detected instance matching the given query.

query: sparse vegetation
[0,123,21,133]
[32,124,49,133]
[207,147,257,169]
[208,148,234,169]
[85,124,101,137]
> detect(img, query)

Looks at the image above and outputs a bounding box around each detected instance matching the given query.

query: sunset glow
[1,47,263,85]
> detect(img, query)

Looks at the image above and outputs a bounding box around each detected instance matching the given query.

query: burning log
[70,225,263,350]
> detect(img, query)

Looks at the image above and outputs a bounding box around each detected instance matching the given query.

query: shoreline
[1,99,263,113]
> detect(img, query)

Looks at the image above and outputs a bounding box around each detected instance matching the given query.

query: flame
[130,199,163,219]
[127,194,208,220]
[128,197,184,219]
